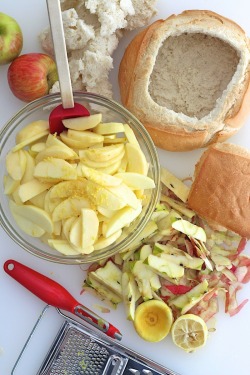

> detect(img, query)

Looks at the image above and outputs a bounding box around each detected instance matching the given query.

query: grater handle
[4,259,122,341]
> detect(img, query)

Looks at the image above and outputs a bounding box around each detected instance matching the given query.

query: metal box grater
[12,306,180,375]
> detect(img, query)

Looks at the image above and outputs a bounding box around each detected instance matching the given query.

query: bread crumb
[39,0,157,98]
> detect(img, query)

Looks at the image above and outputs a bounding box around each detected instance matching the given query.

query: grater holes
[49,327,110,374]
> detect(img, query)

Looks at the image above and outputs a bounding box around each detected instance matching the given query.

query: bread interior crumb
[149,33,240,119]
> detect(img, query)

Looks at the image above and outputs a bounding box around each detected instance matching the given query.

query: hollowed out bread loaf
[119,10,250,151]
[187,143,250,238]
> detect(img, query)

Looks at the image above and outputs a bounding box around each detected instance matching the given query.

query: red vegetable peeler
[4,259,122,341]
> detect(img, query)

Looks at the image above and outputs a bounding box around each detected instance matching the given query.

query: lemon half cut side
[171,313,208,352]
[133,300,173,342]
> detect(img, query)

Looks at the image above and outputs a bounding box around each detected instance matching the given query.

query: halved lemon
[133,300,173,342]
[171,314,208,352]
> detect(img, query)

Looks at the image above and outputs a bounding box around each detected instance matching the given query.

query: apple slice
[9,200,53,234]
[84,180,126,210]
[103,137,126,144]
[114,172,155,189]
[30,142,46,153]
[12,188,23,205]
[79,149,125,169]
[97,206,116,218]
[21,150,35,183]
[172,219,207,242]
[3,175,19,195]
[49,180,87,199]
[124,124,140,148]
[34,158,77,182]
[97,160,122,175]
[107,183,139,209]
[62,113,102,130]
[69,217,82,248]
[53,220,62,236]
[65,129,104,143]
[48,239,82,255]
[52,197,91,221]
[68,215,95,253]
[93,229,122,250]
[60,130,103,149]
[102,203,142,237]
[62,216,77,240]
[18,179,52,203]
[117,153,128,173]
[6,149,27,181]
[46,133,66,147]
[125,143,148,175]
[93,122,124,135]
[80,246,95,255]
[84,144,124,162]
[160,166,190,203]
[11,211,45,237]
[80,165,122,187]
[16,120,49,144]
[29,190,47,209]
[44,190,62,214]
[12,130,49,152]
[81,208,99,247]
[35,145,78,162]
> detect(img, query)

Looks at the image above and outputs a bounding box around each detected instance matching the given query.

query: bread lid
[187,143,250,238]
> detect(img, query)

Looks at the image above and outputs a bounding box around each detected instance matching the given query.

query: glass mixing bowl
[0,92,160,264]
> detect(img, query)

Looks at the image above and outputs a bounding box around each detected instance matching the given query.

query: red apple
[7,53,58,102]
[0,12,23,65]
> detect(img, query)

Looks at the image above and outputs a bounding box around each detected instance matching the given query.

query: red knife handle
[4,259,122,340]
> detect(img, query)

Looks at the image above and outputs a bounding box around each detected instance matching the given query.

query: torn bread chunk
[39,0,157,98]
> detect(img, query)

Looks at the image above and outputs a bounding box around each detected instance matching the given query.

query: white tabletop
[0,1,250,374]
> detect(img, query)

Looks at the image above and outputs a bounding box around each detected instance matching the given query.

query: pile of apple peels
[84,167,250,325]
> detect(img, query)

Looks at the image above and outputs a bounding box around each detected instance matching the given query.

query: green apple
[7,53,58,102]
[0,12,23,65]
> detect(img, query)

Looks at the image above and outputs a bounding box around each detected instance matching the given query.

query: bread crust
[119,10,250,151]
[187,143,250,238]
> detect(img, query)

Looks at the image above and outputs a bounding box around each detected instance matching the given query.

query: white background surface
[0,1,250,374]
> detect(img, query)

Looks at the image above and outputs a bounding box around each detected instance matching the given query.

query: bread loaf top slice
[187,142,250,238]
